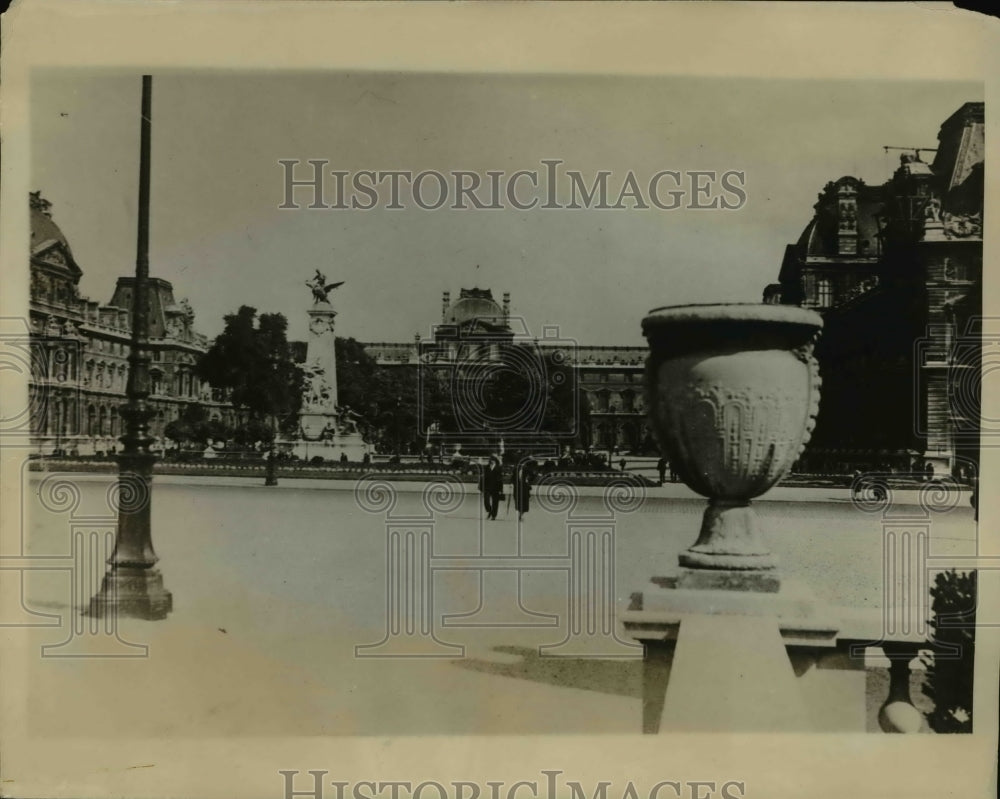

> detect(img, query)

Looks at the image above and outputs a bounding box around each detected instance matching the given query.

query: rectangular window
[817,277,833,307]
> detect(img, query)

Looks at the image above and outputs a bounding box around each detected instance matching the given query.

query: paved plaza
[17,473,976,737]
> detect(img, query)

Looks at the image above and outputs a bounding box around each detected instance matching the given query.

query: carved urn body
[642,304,822,581]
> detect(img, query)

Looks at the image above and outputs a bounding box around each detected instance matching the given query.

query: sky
[30,71,982,347]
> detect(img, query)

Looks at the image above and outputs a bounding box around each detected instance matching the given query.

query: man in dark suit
[513,457,536,522]
[479,454,504,521]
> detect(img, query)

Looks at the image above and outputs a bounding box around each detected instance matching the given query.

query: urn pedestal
[622,303,835,732]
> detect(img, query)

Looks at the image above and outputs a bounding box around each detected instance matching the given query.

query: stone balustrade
[623,592,929,733]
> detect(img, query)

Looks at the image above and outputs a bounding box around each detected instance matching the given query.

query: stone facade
[362,288,652,453]
[767,103,983,476]
[28,193,232,455]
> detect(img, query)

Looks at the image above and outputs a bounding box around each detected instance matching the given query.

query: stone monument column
[299,271,343,442]
[294,272,367,461]
[300,303,339,440]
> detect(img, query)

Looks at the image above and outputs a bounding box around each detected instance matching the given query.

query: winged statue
[306,270,345,303]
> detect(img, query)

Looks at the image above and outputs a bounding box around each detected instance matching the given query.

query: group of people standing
[656,457,679,484]
[478,455,536,521]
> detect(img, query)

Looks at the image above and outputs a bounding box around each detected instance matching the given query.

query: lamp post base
[86,567,173,621]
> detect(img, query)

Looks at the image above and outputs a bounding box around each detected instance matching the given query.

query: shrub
[922,569,976,733]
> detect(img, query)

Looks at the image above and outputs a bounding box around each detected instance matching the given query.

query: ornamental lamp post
[395,395,402,456]
[87,75,173,621]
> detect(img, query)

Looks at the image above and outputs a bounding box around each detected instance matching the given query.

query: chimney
[442,291,450,322]
[502,292,510,320]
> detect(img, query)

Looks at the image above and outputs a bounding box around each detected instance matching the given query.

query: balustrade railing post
[878,642,923,733]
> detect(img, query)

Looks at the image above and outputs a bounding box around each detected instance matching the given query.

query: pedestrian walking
[619,457,627,473]
[479,454,504,521]
[657,457,667,486]
[513,457,536,522]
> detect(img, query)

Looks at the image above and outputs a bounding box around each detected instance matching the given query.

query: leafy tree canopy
[196,306,304,426]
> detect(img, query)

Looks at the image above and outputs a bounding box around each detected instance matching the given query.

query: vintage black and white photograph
[1,3,997,799]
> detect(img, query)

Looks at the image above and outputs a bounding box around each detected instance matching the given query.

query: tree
[373,367,424,454]
[163,418,193,447]
[335,337,379,419]
[196,306,304,452]
[922,569,976,732]
[333,338,425,453]
[163,403,210,447]
[201,418,232,445]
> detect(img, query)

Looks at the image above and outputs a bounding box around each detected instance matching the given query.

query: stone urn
[642,304,822,587]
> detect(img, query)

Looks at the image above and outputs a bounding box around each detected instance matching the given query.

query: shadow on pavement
[451,644,642,699]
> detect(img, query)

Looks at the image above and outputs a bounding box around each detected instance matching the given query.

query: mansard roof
[30,201,83,281]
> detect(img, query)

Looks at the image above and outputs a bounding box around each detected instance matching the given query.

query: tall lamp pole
[88,75,172,621]
[395,395,402,455]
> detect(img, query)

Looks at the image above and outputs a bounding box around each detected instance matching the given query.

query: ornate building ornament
[941,211,982,239]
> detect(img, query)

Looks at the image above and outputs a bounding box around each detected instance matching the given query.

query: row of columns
[31,390,227,442]
[589,417,647,450]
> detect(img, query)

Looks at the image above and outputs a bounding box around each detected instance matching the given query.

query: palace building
[362,289,651,453]
[765,102,984,477]
[28,192,231,456]
[28,190,650,457]
[28,193,652,457]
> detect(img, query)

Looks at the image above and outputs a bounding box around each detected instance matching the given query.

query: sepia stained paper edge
[0,2,998,798]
